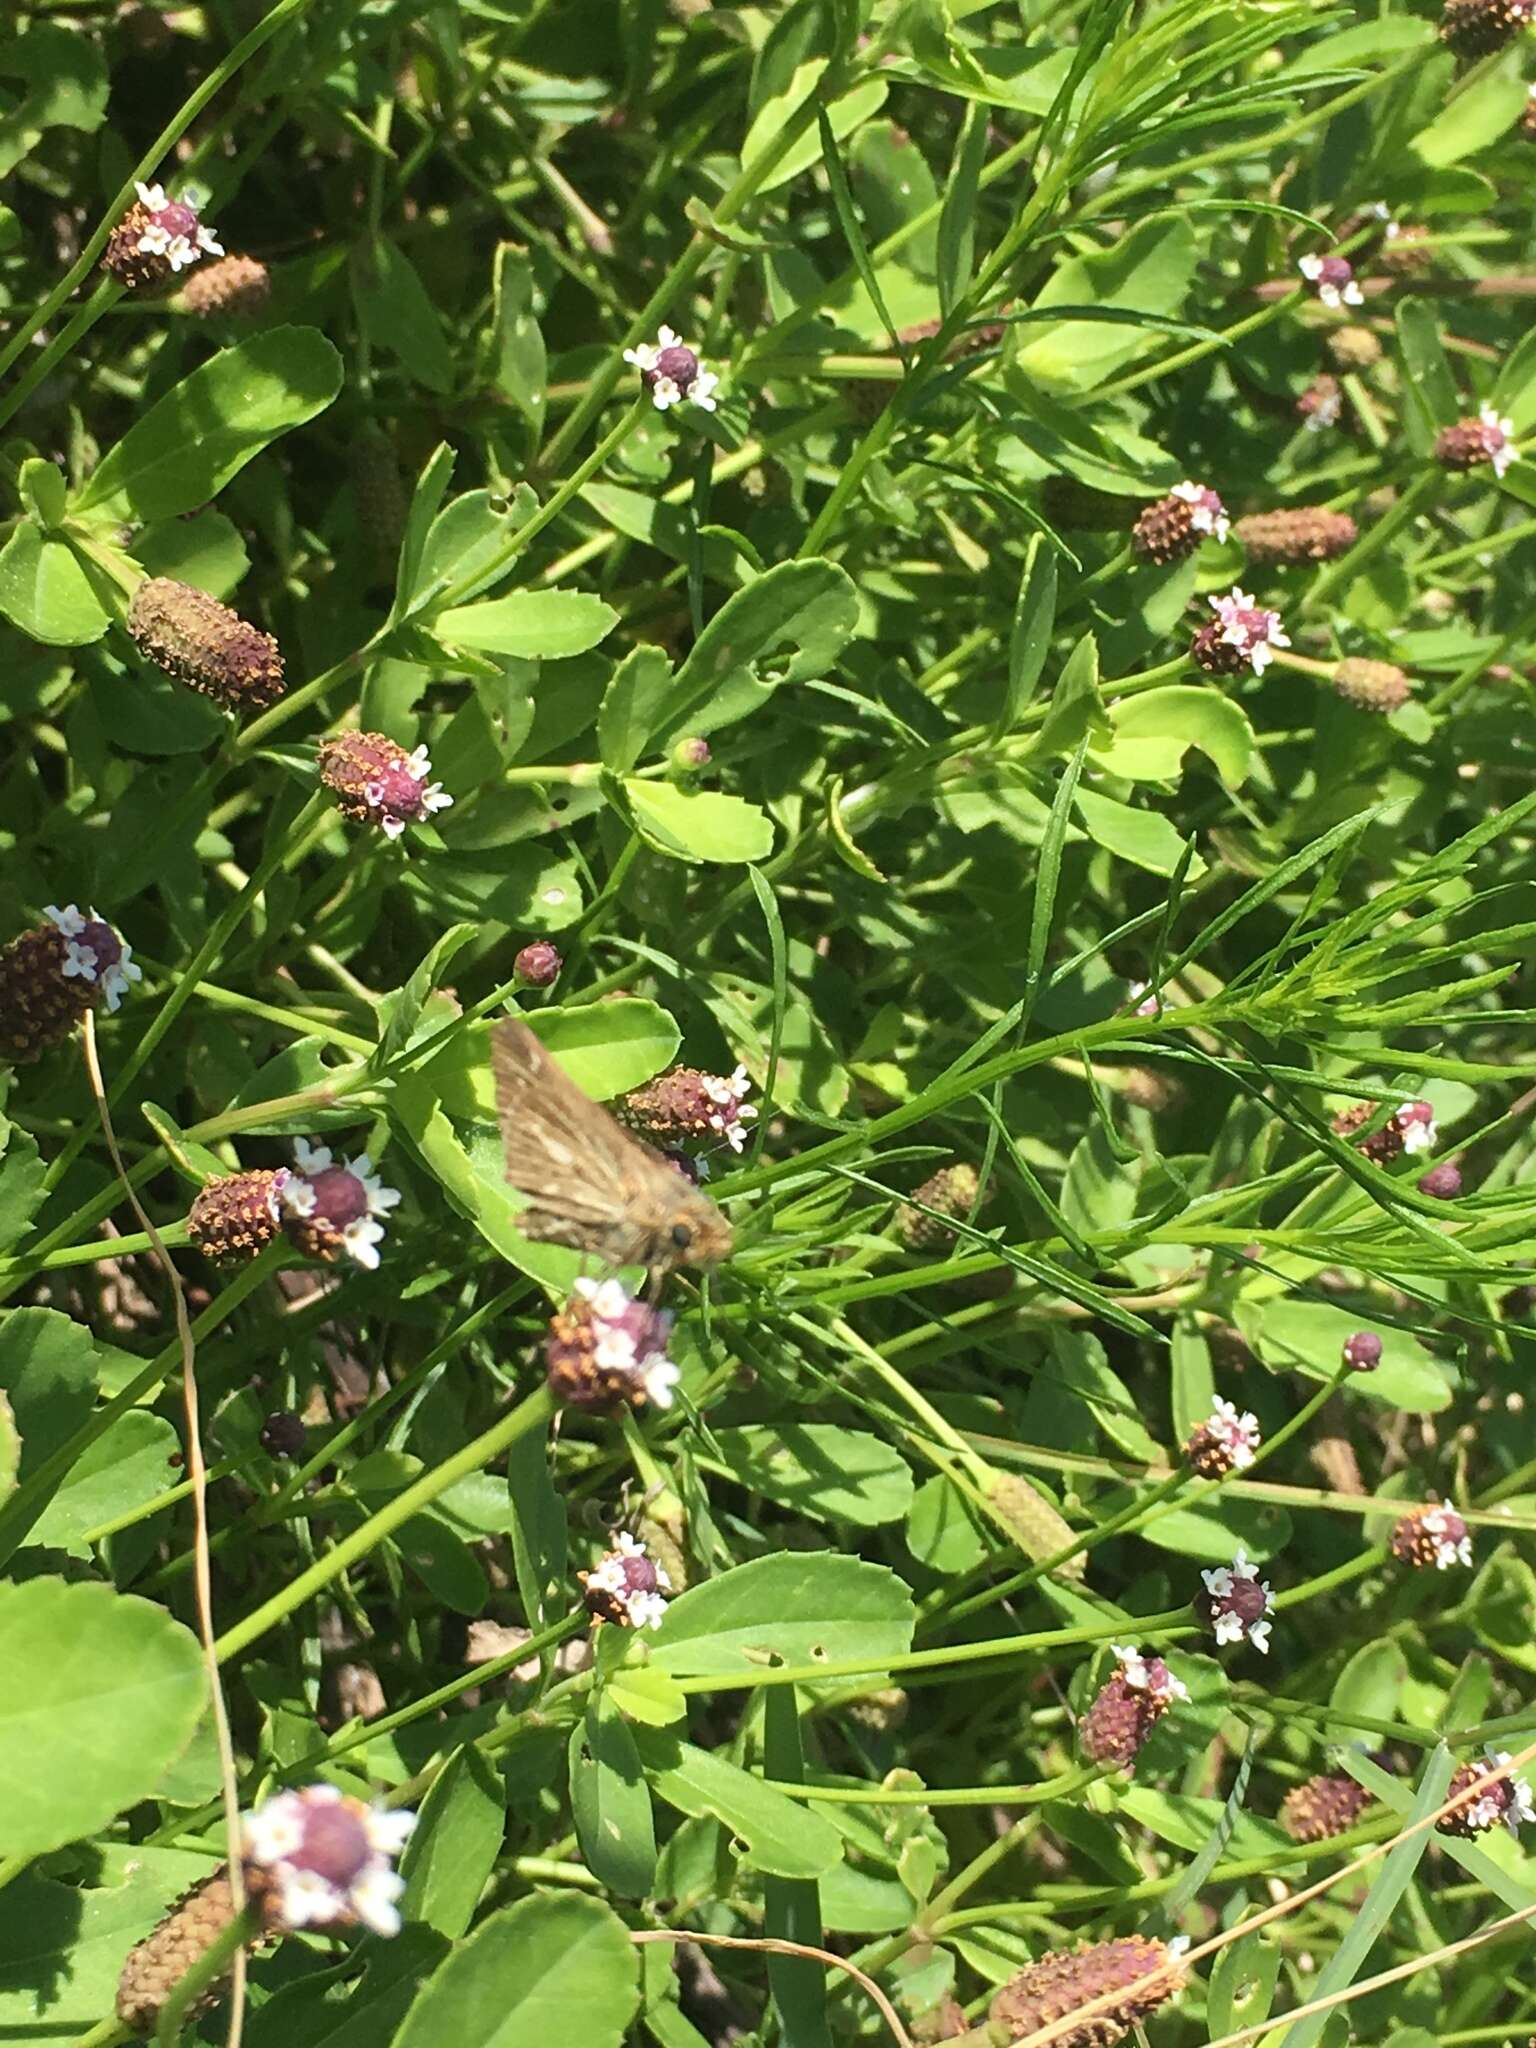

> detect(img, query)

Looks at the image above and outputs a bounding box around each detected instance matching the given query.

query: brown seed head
[116,1866,268,2033]
[1334,658,1411,713]
[181,254,271,319]
[1327,324,1383,370]
[1280,1771,1373,1842]
[896,1162,988,1248]
[127,578,284,714]
[1439,0,1535,58]
[0,923,92,1062]
[1235,507,1358,564]
[102,203,170,292]
[989,1936,1184,2048]
[187,1169,287,1263]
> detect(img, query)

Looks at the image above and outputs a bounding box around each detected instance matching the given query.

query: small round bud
[181,254,270,320]
[1343,1330,1383,1372]
[670,735,712,774]
[513,941,563,989]
[622,325,719,411]
[1280,1772,1374,1843]
[1298,253,1362,309]
[1234,507,1358,564]
[259,1410,307,1458]
[187,1168,287,1263]
[127,577,285,715]
[1418,1160,1462,1199]
[1334,658,1411,713]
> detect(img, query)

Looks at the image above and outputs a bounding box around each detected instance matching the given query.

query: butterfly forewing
[489,1018,733,1274]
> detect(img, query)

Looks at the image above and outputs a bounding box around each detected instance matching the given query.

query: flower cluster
[1435,406,1516,480]
[1298,253,1363,309]
[1334,1097,1438,1164]
[623,326,719,411]
[1440,1752,1536,1838]
[1197,1547,1273,1652]
[242,1784,416,1935]
[1191,588,1290,677]
[103,181,221,290]
[1131,481,1229,564]
[1390,1499,1472,1571]
[280,1140,401,1270]
[1183,1397,1261,1480]
[1079,1645,1189,1769]
[545,1277,680,1412]
[317,732,453,840]
[0,905,141,1062]
[620,1063,757,1154]
[580,1530,672,1629]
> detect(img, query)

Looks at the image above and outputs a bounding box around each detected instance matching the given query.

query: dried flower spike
[126,577,285,714]
[280,1139,400,1269]
[1390,1499,1472,1570]
[1440,1751,1536,1838]
[317,732,452,840]
[620,1063,757,1155]
[1436,406,1517,480]
[1335,658,1411,713]
[0,905,142,1062]
[580,1530,672,1629]
[989,1936,1186,2048]
[896,1161,989,1249]
[187,1167,289,1263]
[242,1784,416,1934]
[103,180,221,291]
[545,1277,680,1412]
[1298,254,1363,309]
[1183,1396,1261,1479]
[1191,588,1290,677]
[623,326,719,412]
[1131,481,1229,565]
[1197,1545,1273,1651]
[1079,1645,1189,1769]
[181,253,270,319]
[1234,507,1358,564]
[1439,0,1536,56]
[1280,1771,1373,1843]
[116,1867,245,2034]
[1343,1330,1383,1372]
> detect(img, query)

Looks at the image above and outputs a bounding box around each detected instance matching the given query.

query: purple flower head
[1206,588,1291,675]
[1441,1751,1536,1839]
[1169,480,1230,541]
[242,1784,415,1936]
[1197,1546,1273,1652]
[43,904,143,1014]
[1393,1098,1438,1155]
[623,326,720,412]
[132,181,223,273]
[1392,1499,1472,1571]
[1184,1396,1262,1478]
[280,1139,400,1270]
[317,733,452,840]
[1298,253,1363,309]
[546,1278,680,1411]
[580,1529,672,1629]
[1079,1644,1189,1768]
[1343,1330,1383,1372]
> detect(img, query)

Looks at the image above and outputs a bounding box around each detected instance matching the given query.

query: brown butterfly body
[490,1018,734,1276]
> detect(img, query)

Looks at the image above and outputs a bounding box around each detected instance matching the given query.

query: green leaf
[435,590,617,659]
[999,532,1057,734]
[0,522,110,645]
[374,925,479,1062]
[1414,54,1528,167]
[1395,300,1459,452]
[643,1736,845,1879]
[391,1892,640,2048]
[354,238,455,393]
[937,100,989,314]
[1060,1123,1139,1246]
[905,1473,989,1574]
[606,1665,687,1728]
[1011,217,1198,393]
[1328,1639,1406,1742]
[600,646,677,774]
[490,242,547,438]
[0,1308,99,1484]
[400,1745,506,1939]
[131,508,251,599]
[741,62,887,196]
[1286,15,1434,78]
[764,1687,834,2047]
[0,24,108,165]
[648,559,860,752]
[1236,1298,1453,1413]
[0,1579,206,1856]
[0,1392,17,1508]
[1046,1330,1162,1462]
[0,1867,176,2034]
[624,781,776,865]
[0,1101,46,1253]
[1036,634,1106,758]
[1089,686,1254,786]
[411,488,538,609]
[702,1425,915,1527]
[821,109,902,351]
[571,1694,657,1897]
[649,1552,915,1679]
[75,327,343,522]
[30,1409,179,1553]
[1074,790,1203,878]
[1206,1931,1283,2039]
[1135,1495,1292,1564]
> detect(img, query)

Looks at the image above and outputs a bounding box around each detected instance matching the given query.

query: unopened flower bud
[989,1936,1185,2048]
[317,732,452,840]
[670,735,712,777]
[1280,1771,1374,1842]
[127,577,285,714]
[1235,507,1358,563]
[1391,1499,1472,1570]
[259,1410,307,1458]
[103,181,222,292]
[1418,1160,1462,1199]
[896,1162,988,1248]
[1343,1330,1383,1372]
[1131,482,1229,565]
[1,904,142,1061]
[513,941,563,989]
[181,254,270,320]
[1334,658,1411,713]
[187,1168,288,1263]
[1439,0,1535,56]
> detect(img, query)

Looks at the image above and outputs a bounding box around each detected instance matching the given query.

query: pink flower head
[550,1277,680,1409]
[280,1139,401,1270]
[43,904,143,1013]
[133,181,223,273]
[1392,1098,1438,1155]
[1197,1546,1273,1652]
[1207,587,1290,675]
[1298,253,1363,309]
[1343,1330,1383,1372]
[581,1529,672,1629]
[242,1784,415,1936]
[1169,481,1230,542]
[623,326,719,412]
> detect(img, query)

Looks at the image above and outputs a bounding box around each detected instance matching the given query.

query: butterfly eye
[671,1222,693,1250]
